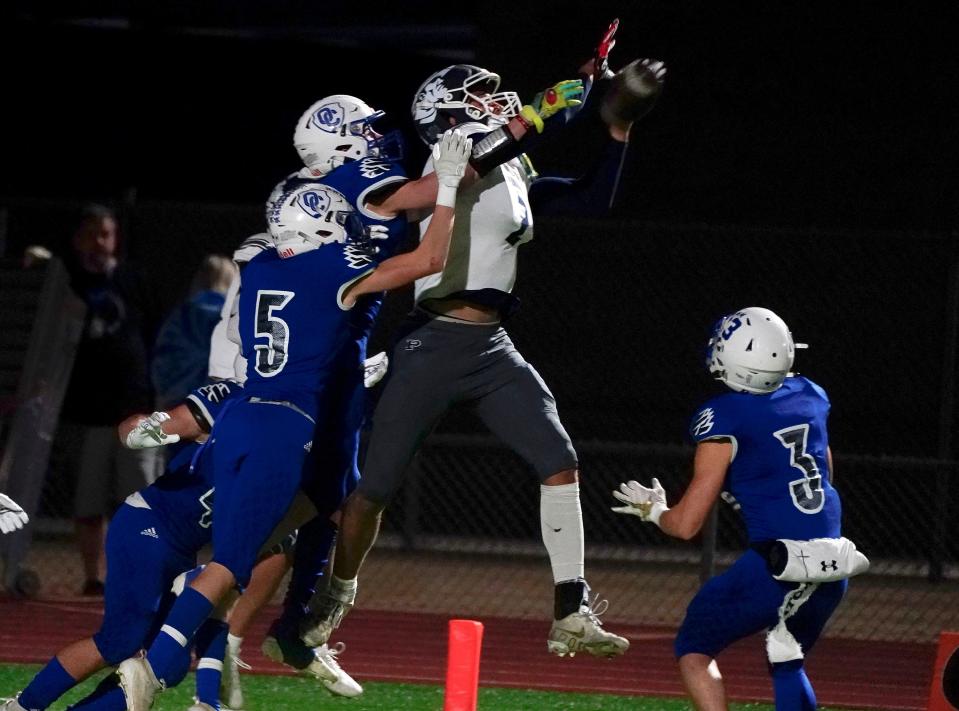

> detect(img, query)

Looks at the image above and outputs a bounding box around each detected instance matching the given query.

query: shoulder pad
[233,233,271,263]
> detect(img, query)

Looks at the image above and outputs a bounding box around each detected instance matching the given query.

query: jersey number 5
[774,424,825,514]
[254,290,294,377]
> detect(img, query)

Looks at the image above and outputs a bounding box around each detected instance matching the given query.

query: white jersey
[206,233,271,383]
[414,122,534,305]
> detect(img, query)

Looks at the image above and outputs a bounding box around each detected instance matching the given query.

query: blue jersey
[689,376,841,543]
[238,241,376,419]
[267,158,408,354]
[139,380,242,556]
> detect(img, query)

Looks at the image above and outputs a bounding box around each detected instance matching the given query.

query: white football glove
[125,411,180,449]
[0,493,29,534]
[369,225,389,240]
[363,351,389,388]
[432,129,473,207]
[611,477,669,526]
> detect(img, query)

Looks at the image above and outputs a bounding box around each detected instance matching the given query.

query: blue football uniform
[257,160,408,619]
[688,375,842,543]
[210,237,377,586]
[675,375,848,661]
[263,159,407,507]
[91,381,241,664]
[267,158,408,343]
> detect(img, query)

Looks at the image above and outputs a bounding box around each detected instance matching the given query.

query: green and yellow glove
[519,79,584,133]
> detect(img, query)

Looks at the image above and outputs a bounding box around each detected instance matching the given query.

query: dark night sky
[2,1,958,231]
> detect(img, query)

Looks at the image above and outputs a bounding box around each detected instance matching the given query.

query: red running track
[0,597,934,710]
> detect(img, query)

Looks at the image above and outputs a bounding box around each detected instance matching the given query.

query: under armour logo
[821,560,838,572]
[404,339,422,351]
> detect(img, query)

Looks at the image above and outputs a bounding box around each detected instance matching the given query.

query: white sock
[227,633,243,655]
[540,482,585,584]
[330,575,357,605]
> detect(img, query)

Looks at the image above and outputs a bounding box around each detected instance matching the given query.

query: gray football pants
[358,313,578,504]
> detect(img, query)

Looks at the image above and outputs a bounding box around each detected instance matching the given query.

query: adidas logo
[140,527,159,538]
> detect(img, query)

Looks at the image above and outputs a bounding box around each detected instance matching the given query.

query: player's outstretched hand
[611,477,668,525]
[600,58,667,129]
[0,493,28,534]
[125,411,181,449]
[520,80,585,134]
[433,129,473,189]
[580,18,619,79]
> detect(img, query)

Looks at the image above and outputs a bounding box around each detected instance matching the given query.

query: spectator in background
[58,204,159,596]
[150,255,236,409]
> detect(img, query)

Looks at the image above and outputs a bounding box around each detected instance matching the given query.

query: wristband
[514,112,533,132]
[519,105,545,134]
[649,502,669,527]
[436,184,457,208]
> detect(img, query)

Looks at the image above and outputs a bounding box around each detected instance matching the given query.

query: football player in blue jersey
[612,307,868,711]
[113,129,473,711]
[0,381,241,711]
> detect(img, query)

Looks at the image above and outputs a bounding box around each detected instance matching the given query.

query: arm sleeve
[469,77,595,177]
[527,137,628,216]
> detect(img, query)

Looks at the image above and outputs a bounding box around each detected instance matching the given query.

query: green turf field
[0,663,853,710]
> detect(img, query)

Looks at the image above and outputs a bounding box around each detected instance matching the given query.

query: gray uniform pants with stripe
[358,312,578,504]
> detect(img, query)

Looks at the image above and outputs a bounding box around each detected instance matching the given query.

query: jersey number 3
[254,290,294,377]
[774,424,825,514]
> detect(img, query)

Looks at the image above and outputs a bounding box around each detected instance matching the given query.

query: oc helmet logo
[296,189,331,219]
[311,101,345,132]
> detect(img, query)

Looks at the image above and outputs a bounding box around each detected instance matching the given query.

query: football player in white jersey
[304,22,667,658]
[242,81,599,688]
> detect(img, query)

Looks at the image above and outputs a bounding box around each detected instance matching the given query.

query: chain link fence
[1,199,957,646]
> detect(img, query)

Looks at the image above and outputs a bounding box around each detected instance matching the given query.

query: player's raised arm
[612,440,732,541]
[341,129,471,306]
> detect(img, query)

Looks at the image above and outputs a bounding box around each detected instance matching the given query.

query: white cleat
[1,696,27,711]
[117,656,163,711]
[220,638,248,711]
[547,597,630,658]
[260,630,357,696]
[314,643,363,698]
[300,595,352,648]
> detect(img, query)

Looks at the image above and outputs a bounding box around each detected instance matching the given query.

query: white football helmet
[293,94,403,176]
[705,307,798,394]
[268,185,364,258]
[411,64,522,144]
